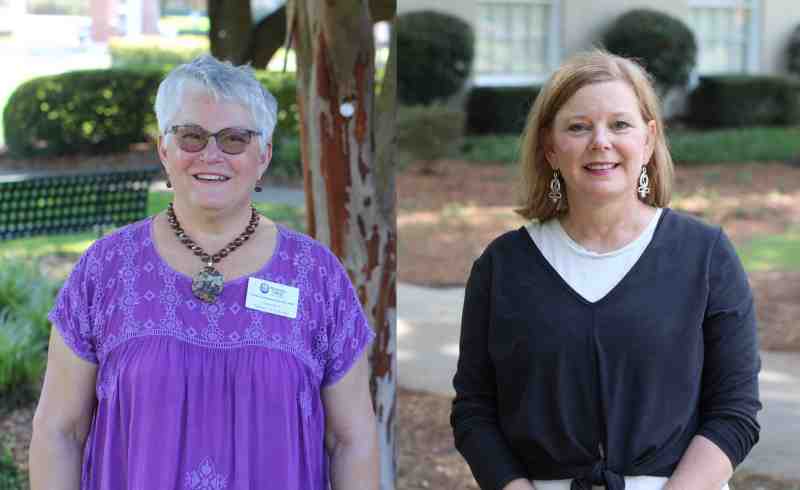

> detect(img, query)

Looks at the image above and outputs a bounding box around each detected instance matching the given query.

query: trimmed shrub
[110,35,209,69]
[398,11,475,105]
[3,69,300,159]
[3,69,163,158]
[603,9,697,94]
[271,135,301,180]
[254,72,300,139]
[688,75,800,127]
[466,86,541,135]
[254,72,301,179]
[787,24,800,76]
[398,104,466,172]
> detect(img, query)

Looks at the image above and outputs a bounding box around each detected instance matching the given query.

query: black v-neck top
[450,209,761,490]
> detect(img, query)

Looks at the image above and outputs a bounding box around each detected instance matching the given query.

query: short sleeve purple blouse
[48,217,375,489]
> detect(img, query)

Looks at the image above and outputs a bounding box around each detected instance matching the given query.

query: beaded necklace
[166,202,259,303]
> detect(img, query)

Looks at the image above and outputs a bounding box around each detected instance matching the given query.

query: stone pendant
[192,266,224,303]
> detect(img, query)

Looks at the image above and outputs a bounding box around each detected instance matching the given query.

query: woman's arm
[668,229,761,489]
[29,327,97,490]
[322,351,379,490]
[451,258,530,490]
[664,436,732,490]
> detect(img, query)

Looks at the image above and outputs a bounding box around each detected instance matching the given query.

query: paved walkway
[398,282,800,480]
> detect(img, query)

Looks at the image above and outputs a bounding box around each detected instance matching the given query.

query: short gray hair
[154,54,278,151]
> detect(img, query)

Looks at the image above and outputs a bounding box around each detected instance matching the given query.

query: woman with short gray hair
[30,55,379,490]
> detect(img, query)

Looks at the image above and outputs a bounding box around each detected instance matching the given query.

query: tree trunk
[208,0,253,63]
[243,6,287,68]
[208,1,386,69]
[289,1,397,488]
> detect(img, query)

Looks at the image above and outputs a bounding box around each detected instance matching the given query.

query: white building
[399,0,800,87]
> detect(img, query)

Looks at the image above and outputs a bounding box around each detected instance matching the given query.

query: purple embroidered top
[48,218,375,490]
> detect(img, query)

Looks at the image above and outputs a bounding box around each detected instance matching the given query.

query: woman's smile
[192,172,232,183]
[583,162,620,176]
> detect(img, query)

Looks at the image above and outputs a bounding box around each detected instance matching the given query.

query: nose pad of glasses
[201,135,226,157]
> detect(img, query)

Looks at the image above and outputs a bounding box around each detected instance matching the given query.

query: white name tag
[245,278,299,319]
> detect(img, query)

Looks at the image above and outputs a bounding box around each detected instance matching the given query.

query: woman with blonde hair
[451,50,760,490]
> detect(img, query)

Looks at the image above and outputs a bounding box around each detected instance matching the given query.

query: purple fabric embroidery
[185,458,228,490]
[48,218,375,489]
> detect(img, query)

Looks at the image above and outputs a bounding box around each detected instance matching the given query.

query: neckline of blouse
[520,208,671,306]
[146,215,286,288]
[552,208,663,259]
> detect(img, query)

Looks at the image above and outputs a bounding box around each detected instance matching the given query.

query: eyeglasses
[167,125,262,155]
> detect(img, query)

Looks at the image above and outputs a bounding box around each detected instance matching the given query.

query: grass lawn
[0,191,305,259]
[459,127,800,165]
[739,229,800,272]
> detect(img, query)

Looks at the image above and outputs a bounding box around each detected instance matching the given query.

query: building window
[688,0,759,73]
[475,0,559,86]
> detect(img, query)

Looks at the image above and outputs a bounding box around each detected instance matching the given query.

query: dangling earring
[254,185,263,192]
[548,169,562,204]
[638,165,650,199]
[166,179,172,189]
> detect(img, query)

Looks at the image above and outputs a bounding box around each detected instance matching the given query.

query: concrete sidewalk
[398,282,800,480]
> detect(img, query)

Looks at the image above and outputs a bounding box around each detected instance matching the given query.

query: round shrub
[603,9,697,93]
[3,69,164,158]
[398,11,475,105]
[3,69,300,160]
[787,24,800,76]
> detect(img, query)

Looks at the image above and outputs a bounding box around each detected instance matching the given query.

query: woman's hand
[663,435,732,490]
[322,351,379,490]
[503,478,536,490]
[29,327,98,490]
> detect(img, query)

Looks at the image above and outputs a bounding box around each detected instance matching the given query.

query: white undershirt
[525,208,663,303]
[524,207,729,490]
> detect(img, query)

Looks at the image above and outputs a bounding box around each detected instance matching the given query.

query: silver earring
[549,169,562,203]
[638,165,650,199]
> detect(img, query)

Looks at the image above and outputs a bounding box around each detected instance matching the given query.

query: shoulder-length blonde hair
[515,50,674,221]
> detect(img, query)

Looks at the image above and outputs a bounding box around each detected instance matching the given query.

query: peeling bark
[289,1,397,488]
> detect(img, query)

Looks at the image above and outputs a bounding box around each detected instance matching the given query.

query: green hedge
[3,69,163,158]
[466,86,540,135]
[689,75,800,128]
[3,68,301,174]
[109,36,209,70]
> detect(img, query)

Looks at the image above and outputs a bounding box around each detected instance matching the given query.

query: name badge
[245,278,299,319]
